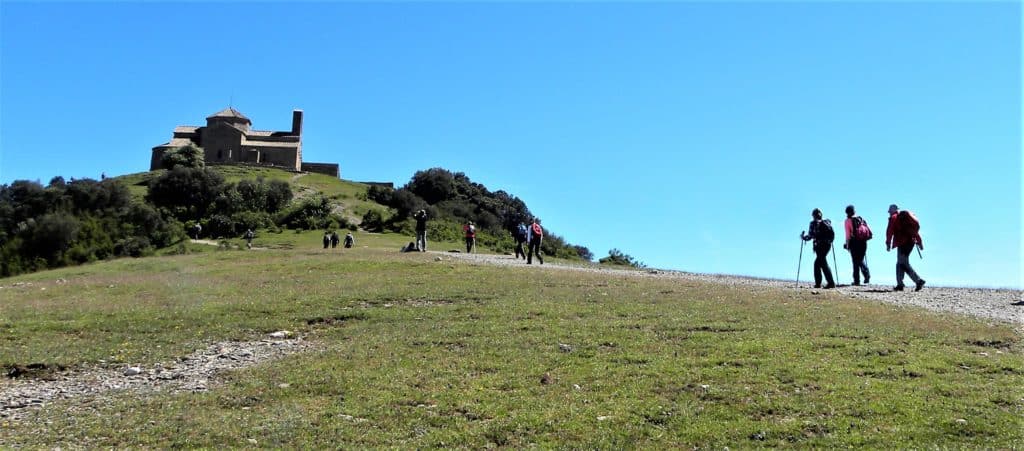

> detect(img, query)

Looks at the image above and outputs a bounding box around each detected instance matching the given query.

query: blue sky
[1,2,1020,288]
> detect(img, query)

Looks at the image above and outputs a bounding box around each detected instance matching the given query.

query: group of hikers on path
[408,210,545,264]
[322,230,354,249]
[801,203,925,292]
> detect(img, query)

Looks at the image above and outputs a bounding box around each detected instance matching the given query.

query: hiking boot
[915,280,926,292]
[852,281,861,286]
[824,283,836,289]
[864,276,870,284]
[814,284,822,289]
[893,285,904,291]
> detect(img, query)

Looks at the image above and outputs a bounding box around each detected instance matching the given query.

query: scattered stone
[540,373,552,385]
[955,418,968,425]
[597,415,611,421]
[278,383,290,389]
[268,331,292,339]
[750,431,766,441]
[435,256,443,261]
[1,338,317,422]
[558,343,573,353]
[573,384,581,390]
[56,279,67,284]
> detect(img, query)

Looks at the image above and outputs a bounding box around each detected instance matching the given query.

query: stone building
[151,108,339,177]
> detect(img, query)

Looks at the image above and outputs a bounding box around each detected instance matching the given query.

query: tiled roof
[153,137,197,149]
[248,130,274,137]
[206,107,251,122]
[174,126,199,133]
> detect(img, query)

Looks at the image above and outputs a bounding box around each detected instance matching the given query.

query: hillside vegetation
[0,162,590,277]
[0,246,1020,447]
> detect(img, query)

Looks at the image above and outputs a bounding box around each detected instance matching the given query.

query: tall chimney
[291,109,303,136]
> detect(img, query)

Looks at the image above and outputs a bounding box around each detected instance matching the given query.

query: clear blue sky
[1,2,1020,288]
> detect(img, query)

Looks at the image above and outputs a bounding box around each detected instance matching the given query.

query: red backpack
[851,216,873,241]
[898,210,920,236]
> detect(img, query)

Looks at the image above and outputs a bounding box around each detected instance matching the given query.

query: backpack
[851,216,872,241]
[516,224,528,240]
[531,223,543,237]
[898,210,920,236]
[817,219,835,243]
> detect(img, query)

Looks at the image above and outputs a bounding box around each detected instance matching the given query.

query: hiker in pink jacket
[843,205,872,286]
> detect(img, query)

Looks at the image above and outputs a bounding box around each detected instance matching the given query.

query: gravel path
[441,251,1023,328]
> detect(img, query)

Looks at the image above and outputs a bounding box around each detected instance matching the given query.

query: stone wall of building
[301,162,340,178]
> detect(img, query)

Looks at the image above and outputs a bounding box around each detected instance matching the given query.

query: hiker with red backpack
[463,221,476,253]
[527,217,544,265]
[843,205,872,286]
[801,208,836,289]
[885,204,925,292]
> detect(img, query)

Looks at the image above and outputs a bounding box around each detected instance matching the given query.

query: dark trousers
[896,243,922,287]
[528,237,543,264]
[465,237,475,253]
[848,239,870,284]
[416,230,427,252]
[813,244,834,287]
[514,239,526,259]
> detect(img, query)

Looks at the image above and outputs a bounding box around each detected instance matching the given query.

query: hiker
[344,232,354,248]
[527,217,544,265]
[463,221,476,253]
[513,222,528,259]
[330,231,340,249]
[885,204,925,291]
[414,209,428,252]
[244,228,255,249]
[800,208,835,289]
[323,231,330,249]
[843,205,871,285]
[192,223,202,240]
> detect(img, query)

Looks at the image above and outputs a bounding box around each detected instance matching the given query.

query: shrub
[361,210,385,232]
[277,196,332,230]
[599,248,645,268]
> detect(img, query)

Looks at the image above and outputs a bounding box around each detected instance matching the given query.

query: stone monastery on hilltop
[151,108,339,177]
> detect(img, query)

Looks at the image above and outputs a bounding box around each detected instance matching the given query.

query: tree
[264,180,292,213]
[406,168,457,204]
[573,245,594,261]
[160,144,206,170]
[24,213,81,265]
[146,167,225,221]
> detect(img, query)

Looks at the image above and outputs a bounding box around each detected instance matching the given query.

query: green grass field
[1,243,1021,448]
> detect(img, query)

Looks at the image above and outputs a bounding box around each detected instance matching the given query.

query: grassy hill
[0,240,1021,447]
[116,166,388,228]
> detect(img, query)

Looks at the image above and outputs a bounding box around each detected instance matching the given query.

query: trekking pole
[831,244,840,285]
[795,239,805,287]
[917,245,923,259]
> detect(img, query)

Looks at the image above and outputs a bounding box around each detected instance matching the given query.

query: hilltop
[0,164,593,278]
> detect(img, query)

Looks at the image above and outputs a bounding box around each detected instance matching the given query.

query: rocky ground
[1,335,317,423]
[2,252,1019,424]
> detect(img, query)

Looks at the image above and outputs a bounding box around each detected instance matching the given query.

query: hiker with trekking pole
[885,204,926,292]
[800,208,836,289]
